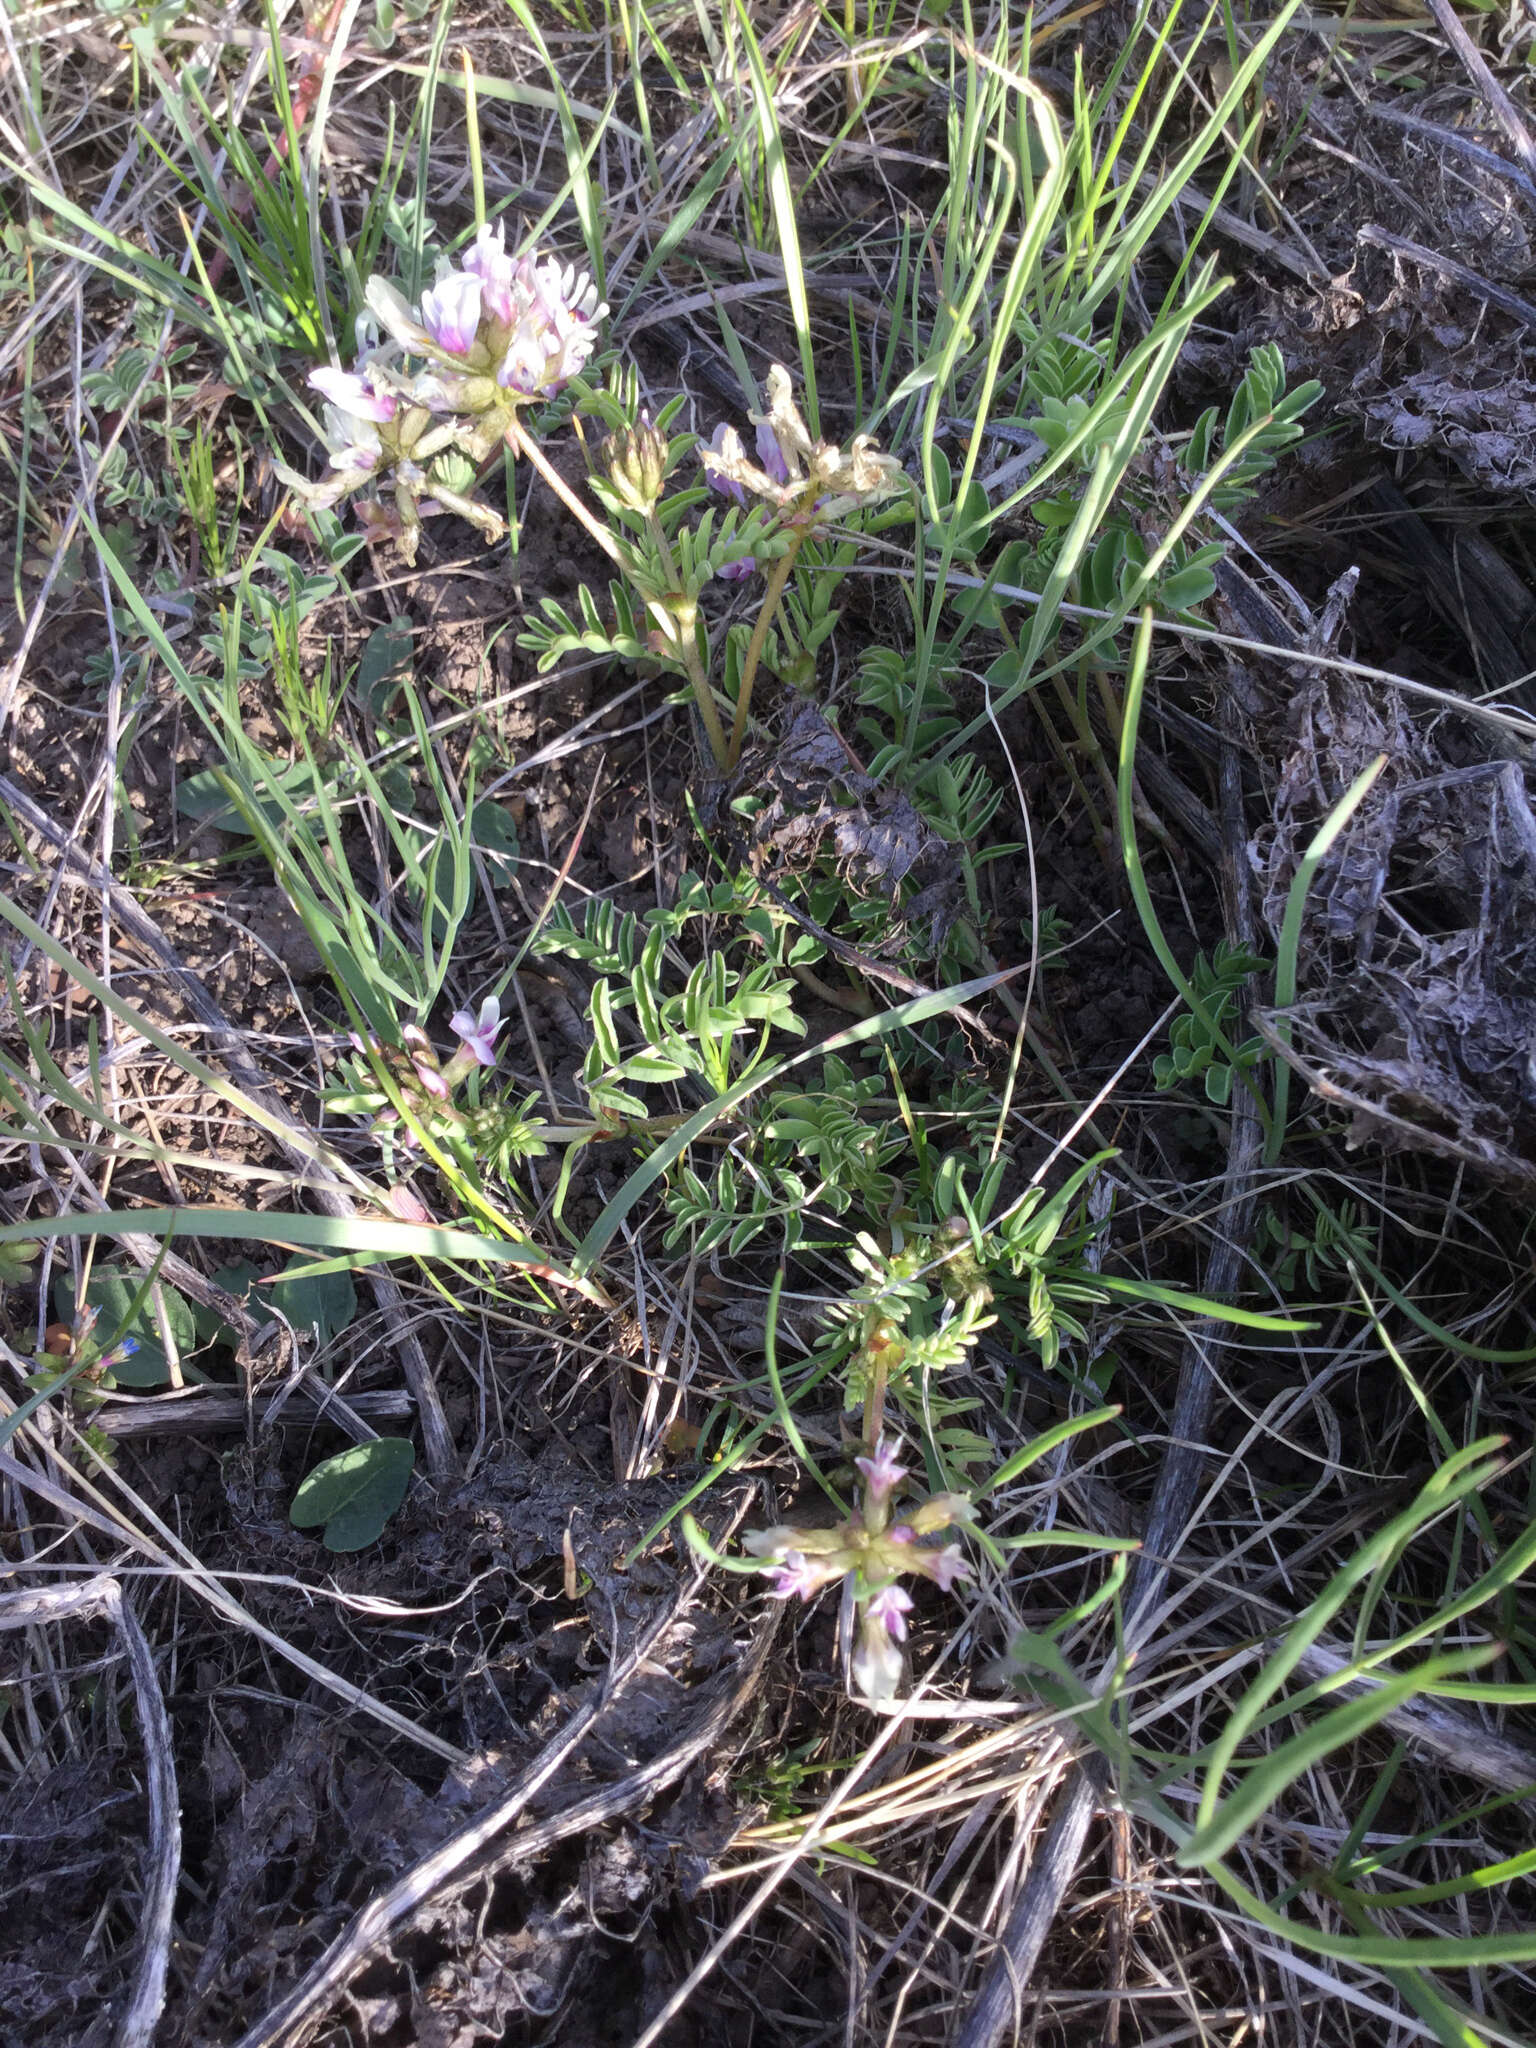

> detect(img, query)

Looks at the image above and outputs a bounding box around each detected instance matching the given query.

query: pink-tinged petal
[402,1027,450,1099]
[420,271,483,355]
[383,1183,435,1224]
[864,1583,913,1641]
[463,223,516,324]
[365,274,435,353]
[408,372,458,414]
[492,255,603,400]
[763,1552,820,1601]
[911,1543,972,1593]
[308,365,397,423]
[855,1436,908,1503]
[353,496,404,547]
[852,1613,904,1703]
[327,437,382,477]
[704,422,748,505]
[497,328,553,395]
[449,995,502,1067]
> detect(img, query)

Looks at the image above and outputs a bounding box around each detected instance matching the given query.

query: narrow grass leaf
[1267,754,1389,1164]
[0,1206,603,1299]
[1182,1646,1503,1866]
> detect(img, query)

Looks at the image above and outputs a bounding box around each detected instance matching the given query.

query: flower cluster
[700,362,908,567]
[276,226,606,561]
[337,993,554,1215]
[743,1435,974,1704]
[348,996,506,1148]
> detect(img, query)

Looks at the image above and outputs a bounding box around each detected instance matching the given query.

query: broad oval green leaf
[268,1252,357,1349]
[54,1267,198,1388]
[290,1437,415,1552]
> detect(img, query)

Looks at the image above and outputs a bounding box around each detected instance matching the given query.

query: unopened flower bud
[863,1317,904,1366]
[852,1605,906,1704]
[855,1436,907,1512]
[394,405,438,457]
[864,1582,913,1641]
[602,414,669,514]
[937,1215,992,1303]
[900,1492,977,1537]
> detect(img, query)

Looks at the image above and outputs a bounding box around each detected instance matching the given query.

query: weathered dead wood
[1357,221,1536,332]
[1365,101,1536,209]
[93,1385,414,1439]
[1424,0,1536,186]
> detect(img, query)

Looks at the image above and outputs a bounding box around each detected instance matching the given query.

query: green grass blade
[1266,754,1388,1164]
[0,1205,602,1299]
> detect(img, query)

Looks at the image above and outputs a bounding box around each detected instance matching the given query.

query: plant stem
[504,412,624,567]
[676,602,733,775]
[463,49,485,232]
[863,1351,888,1450]
[727,530,805,771]
[508,415,733,773]
[646,508,679,590]
[646,514,734,772]
[788,957,872,1015]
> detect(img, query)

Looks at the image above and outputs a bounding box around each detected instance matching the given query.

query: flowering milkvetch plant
[691,366,907,767]
[331,995,551,1189]
[738,1435,976,1706]
[521,361,911,775]
[277,222,908,772]
[275,224,606,562]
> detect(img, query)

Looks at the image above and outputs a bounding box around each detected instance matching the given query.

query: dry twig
[1424,0,1536,185]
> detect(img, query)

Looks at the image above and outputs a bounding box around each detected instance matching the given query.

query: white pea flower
[419,270,483,356]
